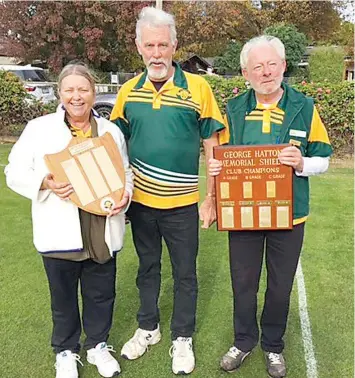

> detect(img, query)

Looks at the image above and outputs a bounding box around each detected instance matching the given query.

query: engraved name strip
[277,206,289,228]
[92,146,124,192]
[61,158,95,206]
[222,207,234,228]
[78,151,111,199]
[220,182,230,199]
[241,207,253,228]
[69,140,95,156]
[259,206,271,228]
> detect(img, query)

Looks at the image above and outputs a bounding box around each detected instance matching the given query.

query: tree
[0,1,151,73]
[264,24,307,73]
[170,1,344,60]
[262,1,342,42]
[329,21,354,56]
[0,0,345,73]
[213,41,242,75]
[167,1,242,60]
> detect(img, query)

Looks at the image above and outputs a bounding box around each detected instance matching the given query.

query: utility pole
[156,0,162,10]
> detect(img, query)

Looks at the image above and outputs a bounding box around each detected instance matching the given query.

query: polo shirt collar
[134,61,188,90]
[250,81,288,112]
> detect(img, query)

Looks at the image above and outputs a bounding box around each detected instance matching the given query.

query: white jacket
[5,107,133,255]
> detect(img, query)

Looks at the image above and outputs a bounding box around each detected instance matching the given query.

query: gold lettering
[255,149,280,158]
[259,158,280,166]
[223,150,252,159]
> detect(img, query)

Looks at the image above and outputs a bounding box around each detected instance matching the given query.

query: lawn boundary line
[296,261,318,378]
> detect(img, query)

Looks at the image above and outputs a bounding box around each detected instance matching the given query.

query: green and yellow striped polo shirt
[111,62,224,209]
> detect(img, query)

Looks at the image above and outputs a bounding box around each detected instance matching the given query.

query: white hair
[240,35,285,69]
[136,6,177,44]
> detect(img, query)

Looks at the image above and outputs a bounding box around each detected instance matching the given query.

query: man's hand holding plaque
[278,145,304,172]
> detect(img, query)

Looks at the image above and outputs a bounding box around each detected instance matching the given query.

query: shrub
[0,71,59,136]
[308,46,345,83]
[286,66,310,85]
[205,75,353,155]
[294,80,354,155]
[205,75,247,111]
[0,71,28,116]
[2,71,353,156]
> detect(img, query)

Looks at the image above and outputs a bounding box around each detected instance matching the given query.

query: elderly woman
[5,63,133,378]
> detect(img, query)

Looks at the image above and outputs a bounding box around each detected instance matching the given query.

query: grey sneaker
[220,346,251,372]
[264,352,286,378]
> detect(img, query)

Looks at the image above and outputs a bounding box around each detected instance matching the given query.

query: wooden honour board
[44,132,125,215]
[214,144,293,231]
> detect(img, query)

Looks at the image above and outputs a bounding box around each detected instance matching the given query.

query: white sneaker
[87,342,121,377]
[55,350,82,378]
[121,325,161,360]
[169,337,195,375]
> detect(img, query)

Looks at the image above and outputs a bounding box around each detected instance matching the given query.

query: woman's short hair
[240,35,285,69]
[58,62,96,92]
[136,6,177,44]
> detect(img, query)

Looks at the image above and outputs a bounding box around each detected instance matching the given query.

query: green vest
[225,83,332,220]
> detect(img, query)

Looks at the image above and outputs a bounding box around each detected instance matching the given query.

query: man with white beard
[110,6,224,375]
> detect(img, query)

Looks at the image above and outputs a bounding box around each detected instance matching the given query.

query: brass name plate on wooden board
[45,132,125,215]
[214,144,293,231]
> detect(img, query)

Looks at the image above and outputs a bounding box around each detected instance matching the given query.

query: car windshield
[9,69,48,82]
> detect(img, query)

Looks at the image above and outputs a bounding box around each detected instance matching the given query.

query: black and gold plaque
[213,144,293,231]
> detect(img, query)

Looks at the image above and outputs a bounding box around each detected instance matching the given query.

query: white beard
[147,65,168,81]
[251,75,284,95]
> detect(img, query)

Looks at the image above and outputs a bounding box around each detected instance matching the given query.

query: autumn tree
[330,21,354,56]
[169,1,345,60]
[0,0,346,73]
[262,0,342,42]
[0,1,151,73]
[167,1,242,60]
[168,1,271,59]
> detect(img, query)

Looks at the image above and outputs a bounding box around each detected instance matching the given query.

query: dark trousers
[229,223,305,354]
[128,202,198,340]
[42,256,117,354]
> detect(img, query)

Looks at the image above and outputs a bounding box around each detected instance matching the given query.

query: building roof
[179,54,212,68]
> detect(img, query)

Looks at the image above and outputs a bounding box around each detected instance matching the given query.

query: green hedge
[0,71,58,136]
[0,72,353,156]
[205,76,354,156]
[292,81,354,155]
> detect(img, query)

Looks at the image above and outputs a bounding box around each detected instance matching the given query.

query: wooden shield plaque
[44,132,125,215]
[214,144,293,231]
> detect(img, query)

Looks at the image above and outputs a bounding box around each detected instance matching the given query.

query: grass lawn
[0,143,353,378]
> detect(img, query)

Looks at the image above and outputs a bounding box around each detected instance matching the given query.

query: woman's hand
[208,158,222,176]
[41,173,73,199]
[108,190,130,217]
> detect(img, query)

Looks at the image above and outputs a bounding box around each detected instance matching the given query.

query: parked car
[93,93,117,119]
[0,64,57,104]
